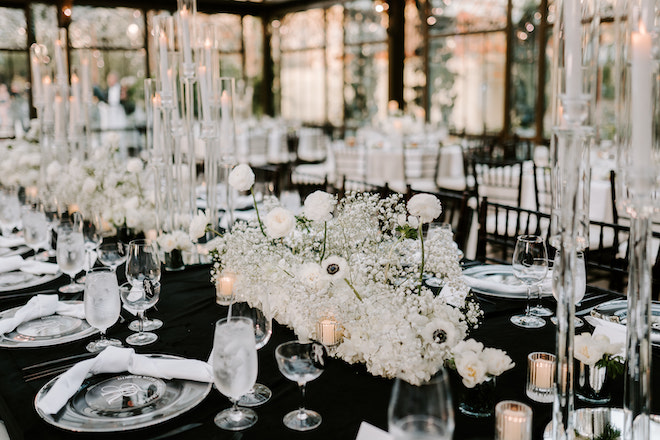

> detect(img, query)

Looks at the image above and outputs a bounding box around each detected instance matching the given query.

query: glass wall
[0,7,29,136]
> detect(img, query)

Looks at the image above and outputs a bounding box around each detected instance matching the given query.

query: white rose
[407,193,442,224]
[264,207,295,239]
[303,191,336,222]
[126,158,144,173]
[482,347,515,376]
[574,333,606,366]
[228,164,255,191]
[188,210,209,241]
[157,233,177,253]
[82,177,97,195]
[173,230,193,251]
[322,255,348,279]
[297,262,330,293]
[453,338,484,356]
[455,351,488,388]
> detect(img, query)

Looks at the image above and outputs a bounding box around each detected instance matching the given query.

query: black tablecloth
[0,264,657,440]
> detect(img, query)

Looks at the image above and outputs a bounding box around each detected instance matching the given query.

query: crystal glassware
[551,250,586,327]
[119,281,160,345]
[84,266,122,352]
[56,220,86,293]
[275,340,325,431]
[233,302,273,407]
[97,241,127,272]
[388,368,455,440]
[510,235,548,329]
[0,188,21,236]
[125,239,162,331]
[212,316,258,430]
[75,213,103,283]
[21,203,49,257]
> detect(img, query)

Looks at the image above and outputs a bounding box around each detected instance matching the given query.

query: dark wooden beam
[502,0,514,138]
[261,16,274,116]
[534,0,549,144]
[388,0,404,109]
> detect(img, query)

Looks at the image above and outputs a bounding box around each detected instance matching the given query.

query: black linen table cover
[0,263,658,440]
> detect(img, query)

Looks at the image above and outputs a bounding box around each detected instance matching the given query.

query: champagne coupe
[97,241,127,272]
[233,302,273,407]
[84,267,122,352]
[212,317,258,430]
[551,251,586,328]
[56,220,86,293]
[510,235,548,329]
[125,239,162,331]
[275,340,325,431]
[21,203,49,257]
[119,281,160,345]
[388,368,455,440]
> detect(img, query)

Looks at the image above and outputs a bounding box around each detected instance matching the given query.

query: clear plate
[463,264,553,299]
[0,301,97,348]
[544,408,660,439]
[34,354,212,433]
[590,299,660,344]
[0,270,62,292]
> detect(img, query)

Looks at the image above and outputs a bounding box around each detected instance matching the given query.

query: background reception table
[0,263,658,439]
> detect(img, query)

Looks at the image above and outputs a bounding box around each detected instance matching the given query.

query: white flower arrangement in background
[448,338,515,388]
[207,165,481,384]
[157,230,194,253]
[0,139,41,188]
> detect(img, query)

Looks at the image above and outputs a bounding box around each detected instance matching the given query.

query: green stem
[344,278,362,301]
[251,187,266,236]
[418,222,424,295]
[320,221,327,263]
[205,226,223,237]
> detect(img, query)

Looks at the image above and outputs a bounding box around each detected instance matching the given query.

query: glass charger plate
[0,301,97,348]
[463,265,553,299]
[34,355,212,433]
[0,270,62,293]
[543,408,660,439]
[590,299,660,345]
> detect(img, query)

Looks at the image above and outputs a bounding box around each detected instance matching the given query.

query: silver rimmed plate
[0,270,62,292]
[543,408,660,439]
[463,264,553,299]
[35,355,212,433]
[0,301,97,348]
[590,299,660,345]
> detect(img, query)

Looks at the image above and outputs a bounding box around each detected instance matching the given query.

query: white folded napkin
[463,268,552,296]
[355,422,393,440]
[0,295,85,335]
[37,346,214,414]
[0,256,25,273]
[0,256,59,275]
[438,284,467,308]
[0,236,25,248]
[585,316,660,359]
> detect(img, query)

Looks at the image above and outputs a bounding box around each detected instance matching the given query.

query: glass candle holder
[216,272,236,305]
[526,352,556,403]
[316,316,342,347]
[495,401,532,440]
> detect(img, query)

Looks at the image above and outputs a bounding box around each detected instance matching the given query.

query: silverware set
[22,353,96,382]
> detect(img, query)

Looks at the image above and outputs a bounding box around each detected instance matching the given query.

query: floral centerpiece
[0,138,41,189]
[205,165,481,384]
[574,332,623,403]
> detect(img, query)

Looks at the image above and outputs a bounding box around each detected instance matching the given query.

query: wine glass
[84,267,122,352]
[233,302,273,407]
[119,281,160,345]
[97,241,127,272]
[0,188,21,236]
[212,316,258,430]
[75,213,103,282]
[21,203,49,257]
[56,220,86,293]
[551,250,586,328]
[125,239,162,331]
[510,235,548,329]
[275,340,325,431]
[388,368,455,440]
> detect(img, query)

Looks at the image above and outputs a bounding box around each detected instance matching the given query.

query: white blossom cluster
[450,339,515,388]
[0,139,41,188]
[207,189,481,384]
[574,333,622,366]
[45,144,156,233]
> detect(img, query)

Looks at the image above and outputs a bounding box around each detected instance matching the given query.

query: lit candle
[500,408,528,440]
[204,37,213,74]
[42,76,53,123]
[152,94,162,156]
[54,38,66,81]
[25,186,38,200]
[54,95,64,140]
[179,7,193,66]
[563,0,581,99]
[532,358,555,389]
[388,100,398,114]
[318,318,338,346]
[158,31,171,96]
[630,21,652,170]
[198,66,211,123]
[220,89,231,128]
[216,273,235,304]
[30,55,42,104]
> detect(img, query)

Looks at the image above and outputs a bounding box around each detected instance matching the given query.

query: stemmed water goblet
[125,239,162,333]
[232,302,273,407]
[119,281,160,345]
[56,220,86,293]
[21,203,49,258]
[510,235,548,329]
[75,213,103,283]
[0,187,21,236]
[275,340,325,431]
[97,241,127,272]
[388,367,455,440]
[84,267,122,352]
[212,316,259,430]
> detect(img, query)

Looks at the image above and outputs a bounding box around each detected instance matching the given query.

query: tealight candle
[526,352,556,403]
[495,401,532,440]
[317,317,341,346]
[216,272,235,305]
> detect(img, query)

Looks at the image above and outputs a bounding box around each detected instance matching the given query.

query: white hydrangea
[407,193,442,224]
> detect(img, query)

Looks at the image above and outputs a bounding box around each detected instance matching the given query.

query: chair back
[470,158,524,207]
[533,163,553,213]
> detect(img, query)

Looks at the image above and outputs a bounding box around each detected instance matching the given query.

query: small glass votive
[526,352,556,403]
[316,316,342,347]
[495,401,532,440]
[215,272,236,305]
